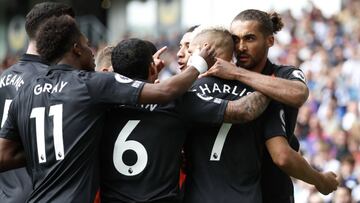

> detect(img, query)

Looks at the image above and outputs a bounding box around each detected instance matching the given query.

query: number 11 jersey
[0,64,145,203]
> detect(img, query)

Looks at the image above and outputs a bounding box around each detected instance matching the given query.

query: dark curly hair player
[0,15,216,203]
[201,9,339,203]
[0,2,74,203]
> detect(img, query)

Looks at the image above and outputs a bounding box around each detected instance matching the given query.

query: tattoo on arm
[224,91,270,123]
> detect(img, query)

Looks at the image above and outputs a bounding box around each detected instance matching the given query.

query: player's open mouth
[178,61,186,70]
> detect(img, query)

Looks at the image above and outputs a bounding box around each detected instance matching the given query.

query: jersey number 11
[30,104,64,164]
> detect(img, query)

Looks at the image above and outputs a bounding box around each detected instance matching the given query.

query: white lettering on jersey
[291,70,306,83]
[0,74,25,91]
[196,93,213,101]
[115,73,133,83]
[34,81,68,95]
[140,104,158,111]
[197,82,250,96]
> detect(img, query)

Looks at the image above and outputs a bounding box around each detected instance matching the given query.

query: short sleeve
[86,72,145,105]
[0,97,20,141]
[275,66,307,85]
[177,91,228,125]
[262,101,287,141]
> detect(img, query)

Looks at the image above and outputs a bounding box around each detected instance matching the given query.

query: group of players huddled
[0,2,339,203]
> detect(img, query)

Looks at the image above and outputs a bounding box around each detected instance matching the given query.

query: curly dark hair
[25,2,75,39]
[232,9,284,36]
[112,38,153,80]
[36,15,81,63]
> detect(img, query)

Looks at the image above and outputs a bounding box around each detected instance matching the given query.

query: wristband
[188,55,208,74]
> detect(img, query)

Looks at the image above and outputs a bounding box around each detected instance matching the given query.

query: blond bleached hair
[190,25,234,61]
[95,45,114,71]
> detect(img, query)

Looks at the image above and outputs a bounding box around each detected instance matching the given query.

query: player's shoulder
[272,63,297,75]
[272,63,306,83]
[192,76,229,88]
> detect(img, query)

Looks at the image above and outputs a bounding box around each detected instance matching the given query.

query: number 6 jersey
[0,64,145,203]
[100,91,228,203]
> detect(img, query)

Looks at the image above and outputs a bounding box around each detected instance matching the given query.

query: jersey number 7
[210,123,232,161]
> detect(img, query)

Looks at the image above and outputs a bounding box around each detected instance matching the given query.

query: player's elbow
[0,146,9,172]
[292,85,309,108]
[0,138,26,172]
[272,148,293,169]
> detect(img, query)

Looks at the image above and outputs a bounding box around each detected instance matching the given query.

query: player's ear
[73,43,82,56]
[267,35,274,48]
[100,66,113,72]
[148,62,157,83]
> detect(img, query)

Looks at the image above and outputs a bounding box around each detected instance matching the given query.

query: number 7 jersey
[183,76,286,203]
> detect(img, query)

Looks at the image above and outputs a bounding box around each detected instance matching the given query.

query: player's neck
[253,57,268,73]
[57,54,81,70]
[26,40,39,55]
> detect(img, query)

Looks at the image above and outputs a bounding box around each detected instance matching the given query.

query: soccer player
[0,15,215,202]
[202,9,339,202]
[177,25,199,71]
[180,26,289,203]
[0,2,75,203]
[95,46,114,72]
[100,38,270,203]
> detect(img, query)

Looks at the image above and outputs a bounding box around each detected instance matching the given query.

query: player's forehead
[180,32,193,45]
[230,20,262,37]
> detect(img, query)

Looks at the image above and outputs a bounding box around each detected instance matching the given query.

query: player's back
[0,54,47,203]
[183,76,263,203]
[100,103,187,203]
[2,64,144,203]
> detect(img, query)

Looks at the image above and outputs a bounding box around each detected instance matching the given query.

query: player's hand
[199,57,238,79]
[153,46,167,73]
[315,172,339,195]
[198,44,216,69]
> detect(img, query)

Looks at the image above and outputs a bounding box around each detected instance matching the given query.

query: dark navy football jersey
[183,76,286,203]
[0,64,144,203]
[0,54,47,203]
[261,61,307,203]
[100,91,228,203]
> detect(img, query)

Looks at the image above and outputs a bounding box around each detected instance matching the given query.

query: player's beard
[235,49,267,71]
[235,54,257,70]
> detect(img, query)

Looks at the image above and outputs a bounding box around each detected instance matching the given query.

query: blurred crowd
[1,0,360,202]
[269,1,360,203]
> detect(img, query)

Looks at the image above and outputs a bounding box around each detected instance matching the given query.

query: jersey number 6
[113,120,148,176]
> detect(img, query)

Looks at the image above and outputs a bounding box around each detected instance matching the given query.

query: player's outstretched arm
[202,58,309,108]
[224,91,270,123]
[138,44,216,104]
[266,136,339,195]
[0,138,26,172]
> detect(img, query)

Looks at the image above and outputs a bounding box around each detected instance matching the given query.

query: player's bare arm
[204,58,309,108]
[139,44,216,104]
[0,138,26,172]
[224,91,269,123]
[265,136,339,195]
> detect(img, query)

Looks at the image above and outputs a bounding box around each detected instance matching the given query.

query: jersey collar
[49,64,77,71]
[20,54,49,65]
[261,59,275,76]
